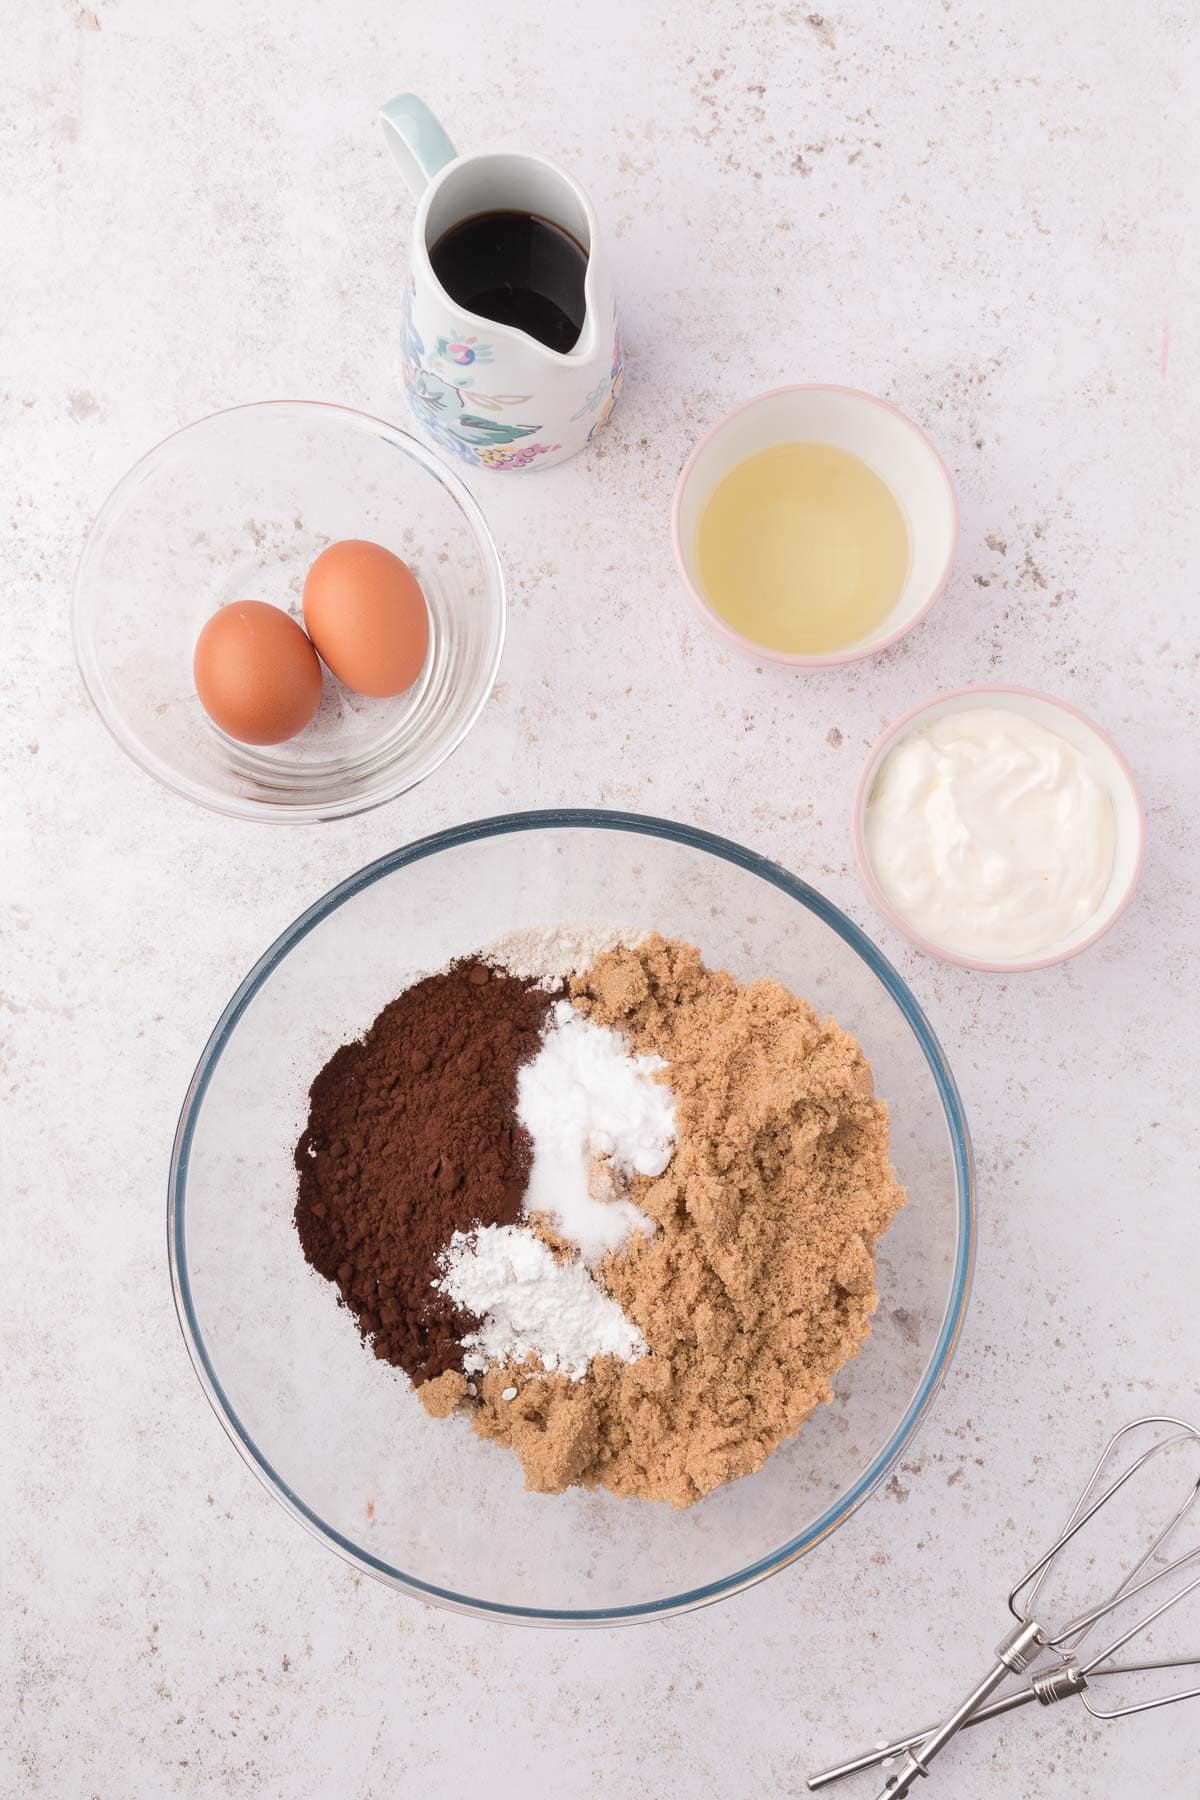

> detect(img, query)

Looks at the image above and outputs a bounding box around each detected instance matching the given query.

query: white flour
[481,922,644,987]
[435,1224,647,1381]
[517,999,675,1262]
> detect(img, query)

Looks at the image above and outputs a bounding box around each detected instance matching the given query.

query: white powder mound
[435,1223,647,1382]
[481,923,644,987]
[517,999,676,1262]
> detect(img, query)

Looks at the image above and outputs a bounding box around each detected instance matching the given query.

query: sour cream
[864,707,1116,960]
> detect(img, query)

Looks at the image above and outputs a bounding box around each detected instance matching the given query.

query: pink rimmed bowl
[854,685,1146,973]
[671,385,958,667]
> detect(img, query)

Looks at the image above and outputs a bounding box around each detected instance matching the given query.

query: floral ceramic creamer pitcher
[380,94,622,471]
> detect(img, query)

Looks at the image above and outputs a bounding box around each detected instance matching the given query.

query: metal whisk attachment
[808,1415,1200,1796]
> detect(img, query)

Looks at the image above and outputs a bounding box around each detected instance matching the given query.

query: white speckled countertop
[5,2,1198,1794]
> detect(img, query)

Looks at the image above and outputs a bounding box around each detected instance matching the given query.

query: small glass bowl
[72,401,505,823]
[171,811,975,1625]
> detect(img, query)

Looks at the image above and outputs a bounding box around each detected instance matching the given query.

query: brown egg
[303,539,430,699]
[193,600,323,746]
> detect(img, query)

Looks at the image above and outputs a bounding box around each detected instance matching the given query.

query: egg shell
[302,539,430,699]
[193,599,323,746]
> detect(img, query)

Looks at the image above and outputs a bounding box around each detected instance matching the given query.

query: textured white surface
[3,2,1198,1796]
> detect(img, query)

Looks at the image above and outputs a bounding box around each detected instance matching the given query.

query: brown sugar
[465,935,905,1507]
[418,1369,469,1420]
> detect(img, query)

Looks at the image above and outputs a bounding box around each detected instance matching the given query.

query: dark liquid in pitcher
[429,210,587,354]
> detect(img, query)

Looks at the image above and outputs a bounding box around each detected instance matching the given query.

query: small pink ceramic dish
[671,385,958,667]
[853,685,1146,973]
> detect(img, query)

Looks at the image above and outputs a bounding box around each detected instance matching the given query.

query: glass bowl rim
[169,807,976,1626]
[72,398,507,825]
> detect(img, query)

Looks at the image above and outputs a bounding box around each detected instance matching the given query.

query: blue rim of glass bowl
[169,808,976,1627]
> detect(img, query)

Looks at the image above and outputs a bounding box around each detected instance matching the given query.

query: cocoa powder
[294,959,558,1383]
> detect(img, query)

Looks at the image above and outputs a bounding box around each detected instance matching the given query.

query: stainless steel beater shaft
[806,1658,1200,1789]
[865,1620,1046,1798]
[807,1664,1076,1790]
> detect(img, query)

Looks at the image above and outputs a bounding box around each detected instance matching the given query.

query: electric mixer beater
[808,1416,1200,1795]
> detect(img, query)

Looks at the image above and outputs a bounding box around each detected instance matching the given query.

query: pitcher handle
[379,94,458,198]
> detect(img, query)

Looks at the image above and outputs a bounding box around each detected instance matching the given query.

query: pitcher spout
[382,99,623,469]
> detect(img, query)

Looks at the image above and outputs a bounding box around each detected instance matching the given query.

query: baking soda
[517,999,675,1261]
[435,1224,647,1381]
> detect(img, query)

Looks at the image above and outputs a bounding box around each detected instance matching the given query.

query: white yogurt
[864,706,1116,960]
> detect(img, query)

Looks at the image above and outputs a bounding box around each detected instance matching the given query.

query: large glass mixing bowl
[170,812,974,1624]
